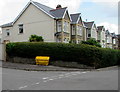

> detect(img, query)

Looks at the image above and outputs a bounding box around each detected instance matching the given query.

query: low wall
[0,43,5,61]
[7,57,35,64]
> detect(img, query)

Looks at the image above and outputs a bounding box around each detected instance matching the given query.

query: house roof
[106,30,112,36]
[1,0,69,28]
[0,22,13,28]
[111,33,117,38]
[70,13,81,24]
[32,1,54,15]
[83,21,94,29]
[97,26,104,30]
[50,7,67,19]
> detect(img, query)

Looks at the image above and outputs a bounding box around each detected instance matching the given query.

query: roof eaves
[62,8,72,21]
[76,13,81,24]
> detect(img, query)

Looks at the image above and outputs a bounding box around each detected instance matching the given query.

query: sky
[0,0,119,34]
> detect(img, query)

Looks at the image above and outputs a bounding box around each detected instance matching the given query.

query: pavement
[2,66,118,90]
[2,61,95,71]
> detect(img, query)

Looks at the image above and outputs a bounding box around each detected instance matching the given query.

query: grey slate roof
[1,1,68,28]
[83,21,94,29]
[111,33,117,38]
[97,26,104,30]
[70,13,81,24]
[33,1,67,19]
[106,30,111,36]
[32,1,54,17]
[50,7,67,19]
[1,22,13,28]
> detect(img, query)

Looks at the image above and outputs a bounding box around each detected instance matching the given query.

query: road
[2,66,118,90]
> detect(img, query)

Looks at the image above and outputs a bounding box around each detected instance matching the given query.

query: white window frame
[63,21,69,33]
[72,25,75,35]
[18,24,24,34]
[6,29,10,36]
[77,26,82,36]
[57,21,62,32]
[87,30,91,38]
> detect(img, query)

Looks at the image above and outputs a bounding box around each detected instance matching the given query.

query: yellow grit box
[35,56,50,66]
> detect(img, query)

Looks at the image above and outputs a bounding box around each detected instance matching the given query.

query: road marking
[43,77,49,80]
[82,72,87,73]
[36,82,40,85]
[49,79,54,80]
[18,85,28,89]
[17,71,89,90]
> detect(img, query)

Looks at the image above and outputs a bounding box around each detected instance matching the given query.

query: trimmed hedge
[6,42,120,68]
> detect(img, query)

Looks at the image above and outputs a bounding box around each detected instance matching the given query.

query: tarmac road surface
[2,66,118,90]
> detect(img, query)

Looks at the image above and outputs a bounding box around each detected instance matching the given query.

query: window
[77,26,82,36]
[57,21,62,32]
[87,30,91,37]
[6,29,10,36]
[72,25,75,35]
[18,24,23,34]
[113,39,116,44]
[57,38,61,43]
[64,21,69,32]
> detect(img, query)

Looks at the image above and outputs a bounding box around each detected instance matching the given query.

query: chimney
[56,4,62,9]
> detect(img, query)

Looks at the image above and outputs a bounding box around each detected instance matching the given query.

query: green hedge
[6,42,120,68]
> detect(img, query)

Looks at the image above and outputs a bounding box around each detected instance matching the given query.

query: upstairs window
[6,29,10,36]
[18,24,23,34]
[77,26,82,36]
[87,30,91,37]
[64,21,69,32]
[72,25,75,35]
[57,21,62,32]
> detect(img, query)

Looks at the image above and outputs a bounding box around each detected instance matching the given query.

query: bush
[6,42,120,68]
[29,35,44,42]
[81,38,101,47]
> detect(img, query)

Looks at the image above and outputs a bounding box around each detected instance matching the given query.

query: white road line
[42,77,49,80]
[36,82,40,85]
[49,79,54,80]
[82,72,87,73]
[17,71,89,90]
[18,85,28,89]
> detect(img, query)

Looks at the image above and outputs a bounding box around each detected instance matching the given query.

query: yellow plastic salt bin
[35,56,50,66]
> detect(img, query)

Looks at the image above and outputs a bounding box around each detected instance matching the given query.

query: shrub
[6,42,119,68]
[29,35,44,42]
[81,38,101,47]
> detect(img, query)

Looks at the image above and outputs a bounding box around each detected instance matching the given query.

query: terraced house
[111,33,118,49]
[1,1,71,43]
[105,30,112,49]
[97,26,106,48]
[83,21,97,40]
[70,13,86,44]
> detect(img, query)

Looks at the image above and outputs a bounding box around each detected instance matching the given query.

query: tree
[29,35,44,42]
[81,38,101,47]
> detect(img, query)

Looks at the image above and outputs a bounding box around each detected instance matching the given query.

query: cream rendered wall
[2,27,12,42]
[8,4,55,42]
